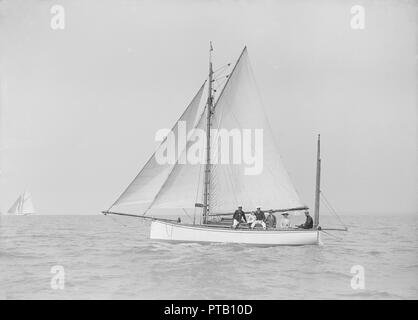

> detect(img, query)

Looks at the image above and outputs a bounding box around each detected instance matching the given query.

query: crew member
[232,206,247,229]
[250,206,266,230]
[297,211,313,229]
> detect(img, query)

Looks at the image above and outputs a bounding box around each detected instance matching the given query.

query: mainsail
[8,191,35,215]
[109,47,305,217]
[208,48,304,212]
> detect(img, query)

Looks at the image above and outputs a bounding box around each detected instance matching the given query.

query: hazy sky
[0,0,416,215]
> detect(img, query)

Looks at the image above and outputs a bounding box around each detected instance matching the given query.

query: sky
[0,0,416,215]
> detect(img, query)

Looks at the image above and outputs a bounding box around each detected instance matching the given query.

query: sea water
[0,214,417,299]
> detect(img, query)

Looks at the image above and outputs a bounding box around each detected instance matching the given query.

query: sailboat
[103,45,326,245]
[7,191,35,215]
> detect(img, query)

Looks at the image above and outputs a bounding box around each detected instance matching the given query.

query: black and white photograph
[0,0,416,304]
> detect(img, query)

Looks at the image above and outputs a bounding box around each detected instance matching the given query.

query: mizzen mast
[202,42,214,224]
[314,134,321,228]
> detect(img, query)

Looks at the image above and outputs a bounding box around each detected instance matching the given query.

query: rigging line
[320,194,335,213]
[213,63,231,74]
[321,192,340,218]
[321,192,338,213]
[108,214,128,227]
[209,168,219,208]
[320,196,337,217]
[321,229,343,240]
[103,211,178,222]
[320,199,347,231]
[193,161,204,224]
[320,196,332,212]
[222,158,239,207]
[210,178,221,208]
[209,95,230,162]
[320,192,348,229]
[213,74,229,83]
[107,80,207,212]
[212,46,247,112]
[320,198,336,220]
[211,59,230,125]
[206,91,230,210]
[182,208,193,222]
[213,78,228,92]
[210,103,226,146]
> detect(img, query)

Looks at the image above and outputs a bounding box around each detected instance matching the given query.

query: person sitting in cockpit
[232,206,247,229]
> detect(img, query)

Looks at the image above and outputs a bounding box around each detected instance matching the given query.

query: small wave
[365,250,383,256]
[322,270,351,278]
[337,290,403,299]
[0,251,41,260]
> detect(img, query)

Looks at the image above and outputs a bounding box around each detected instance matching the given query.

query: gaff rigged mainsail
[108,47,305,218]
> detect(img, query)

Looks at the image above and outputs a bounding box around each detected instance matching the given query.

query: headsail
[109,81,207,214]
[150,113,206,209]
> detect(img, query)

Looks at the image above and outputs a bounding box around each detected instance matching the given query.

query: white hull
[150,220,320,246]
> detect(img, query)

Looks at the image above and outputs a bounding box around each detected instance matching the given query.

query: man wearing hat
[250,206,266,230]
[232,205,247,229]
[279,212,291,228]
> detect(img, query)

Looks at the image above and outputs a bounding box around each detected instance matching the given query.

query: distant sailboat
[103,45,335,245]
[7,191,35,215]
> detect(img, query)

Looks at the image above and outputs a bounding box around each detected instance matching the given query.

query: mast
[314,134,321,228]
[202,42,214,224]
